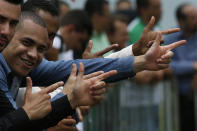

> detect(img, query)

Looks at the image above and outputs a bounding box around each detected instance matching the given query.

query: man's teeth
[23,59,33,66]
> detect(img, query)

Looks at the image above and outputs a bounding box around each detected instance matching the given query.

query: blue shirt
[0,54,17,110]
[164,31,197,94]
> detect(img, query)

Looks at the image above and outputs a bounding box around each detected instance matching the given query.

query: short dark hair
[107,14,129,35]
[22,0,59,16]
[84,0,108,17]
[59,0,69,7]
[51,0,69,13]
[51,0,60,11]
[60,9,93,37]
[176,3,190,21]
[16,11,46,31]
[136,0,150,11]
[116,0,131,6]
[5,0,23,5]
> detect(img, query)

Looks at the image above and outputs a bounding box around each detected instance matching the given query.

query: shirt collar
[0,53,12,76]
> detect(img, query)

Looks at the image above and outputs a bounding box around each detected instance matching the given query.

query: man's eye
[10,21,18,27]
[0,17,6,24]
[38,47,47,53]
[21,40,31,46]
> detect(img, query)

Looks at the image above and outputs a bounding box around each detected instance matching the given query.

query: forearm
[30,57,136,85]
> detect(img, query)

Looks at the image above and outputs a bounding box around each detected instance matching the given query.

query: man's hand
[62,63,117,109]
[48,116,76,131]
[77,106,90,121]
[82,40,118,59]
[23,77,64,120]
[132,70,164,85]
[134,32,186,73]
[133,16,180,56]
[132,71,155,85]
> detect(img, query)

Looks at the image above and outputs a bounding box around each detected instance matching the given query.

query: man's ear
[106,32,114,43]
[178,19,184,28]
[140,7,147,16]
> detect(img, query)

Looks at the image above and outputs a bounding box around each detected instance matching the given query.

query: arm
[0,78,30,131]
[30,33,185,87]
[105,45,133,58]
[30,56,136,86]
[0,108,31,131]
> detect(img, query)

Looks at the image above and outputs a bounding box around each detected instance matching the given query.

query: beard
[0,34,9,52]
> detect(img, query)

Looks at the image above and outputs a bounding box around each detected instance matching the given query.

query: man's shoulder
[128,17,144,32]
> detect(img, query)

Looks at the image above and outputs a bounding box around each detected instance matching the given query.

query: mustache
[0,34,8,42]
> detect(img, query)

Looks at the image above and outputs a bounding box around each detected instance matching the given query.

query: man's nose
[27,47,38,60]
[0,22,10,35]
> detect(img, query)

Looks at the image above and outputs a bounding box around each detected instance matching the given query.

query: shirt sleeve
[105,45,133,58]
[0,108,30,131]
[30,56,136,86]
[52,36,61,49]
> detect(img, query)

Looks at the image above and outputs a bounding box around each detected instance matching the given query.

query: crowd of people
[0,0,195,131]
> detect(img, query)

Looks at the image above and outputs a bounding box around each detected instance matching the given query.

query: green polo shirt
[91,31,112,57]
[128,17,146,44]
[128,17,160,45]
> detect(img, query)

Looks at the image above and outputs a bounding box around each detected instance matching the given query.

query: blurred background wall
[64,0,197,30]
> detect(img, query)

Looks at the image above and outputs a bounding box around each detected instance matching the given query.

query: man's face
[37,9,59,44]
[64,29,89,53]
[145,0,162,24]
[112,20,129,50]
[98,3,110,31]
[116,1,132,11]
[3,19,49,77]
[0,0,20,51]
[182,5,197,33]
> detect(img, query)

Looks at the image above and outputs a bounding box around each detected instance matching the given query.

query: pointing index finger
[95,44,119,56]
[165,40,186,51]
[84,71,104,80]
[43,81,64,94]
[96,70,117,81]
[161,28,180,35]
[84,40,93,53]
[146,16,155,30]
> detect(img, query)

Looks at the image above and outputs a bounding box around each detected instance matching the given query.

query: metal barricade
[84,78,179,131]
